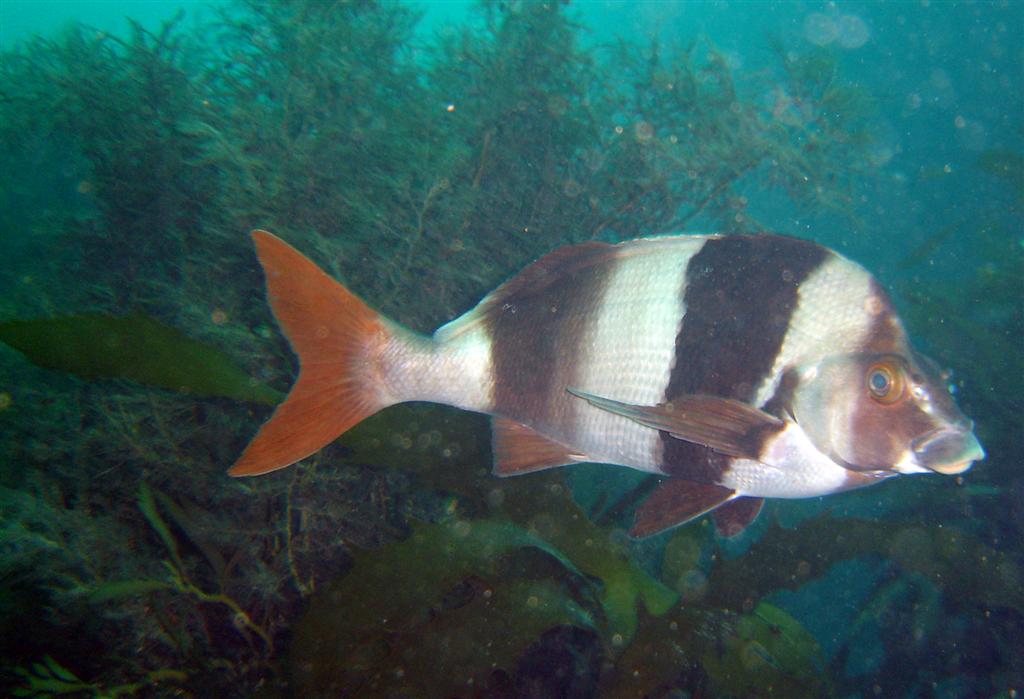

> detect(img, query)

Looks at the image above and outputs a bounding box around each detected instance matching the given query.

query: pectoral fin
[568,389,784,460]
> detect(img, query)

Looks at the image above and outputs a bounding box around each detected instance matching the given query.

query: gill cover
[791,351,983,474]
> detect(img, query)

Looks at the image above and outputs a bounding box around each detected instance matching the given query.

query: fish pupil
[869,369,890,395]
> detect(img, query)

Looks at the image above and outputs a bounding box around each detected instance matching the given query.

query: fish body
[232,231,984,537]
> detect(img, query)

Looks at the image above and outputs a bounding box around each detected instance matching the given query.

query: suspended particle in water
[562,179,583,198]
[581,148,606,173]
[211,309,228,325]
[634,121,654,143]
[391,433,413,450]
[804,13,838,47]
[547,94,569,117]
[836,14,871,49]
[677,569,708,601]
[0,392,11,410]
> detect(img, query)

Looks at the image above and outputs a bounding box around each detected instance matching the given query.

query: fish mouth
[911,427,985,475]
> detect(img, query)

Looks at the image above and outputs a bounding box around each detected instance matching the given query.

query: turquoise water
[1,2,1020,697]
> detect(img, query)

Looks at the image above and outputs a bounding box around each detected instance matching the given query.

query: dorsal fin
[492,418,586,476]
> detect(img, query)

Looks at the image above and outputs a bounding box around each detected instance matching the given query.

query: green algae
[12,654,188,698]
[600,601,828,698]
[701,602,827,697]
[0,313,281,404]
[0,0,991,696]
[287,519,597,697]
[332,403,679,645]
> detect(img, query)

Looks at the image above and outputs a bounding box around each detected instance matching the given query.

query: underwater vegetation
[0,314,281,405]
[0,1,1020,696]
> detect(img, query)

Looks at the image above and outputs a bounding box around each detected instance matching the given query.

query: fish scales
[484,236,701,472]
[570,238,700,470]
[661,235,830,484]
[231,231,985,538]
[752,258,881,409]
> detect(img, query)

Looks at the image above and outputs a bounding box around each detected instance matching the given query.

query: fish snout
[911,426,985,475]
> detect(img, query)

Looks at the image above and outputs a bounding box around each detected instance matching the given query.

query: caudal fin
[230,230,396,476]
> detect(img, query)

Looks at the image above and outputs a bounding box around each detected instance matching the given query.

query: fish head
[791,349,984,476]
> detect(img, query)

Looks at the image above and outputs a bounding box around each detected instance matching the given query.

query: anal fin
[492,418,585,476]
[630,479,735,538]
[711,497,764,538]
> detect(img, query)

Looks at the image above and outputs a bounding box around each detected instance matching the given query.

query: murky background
[1,1,1020,696]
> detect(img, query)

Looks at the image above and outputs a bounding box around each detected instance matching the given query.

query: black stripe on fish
[660,235,830,480]
[761,366,801,419]
[485,241,618,428]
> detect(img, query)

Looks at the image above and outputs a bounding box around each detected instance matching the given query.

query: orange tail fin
[230,230,395,476]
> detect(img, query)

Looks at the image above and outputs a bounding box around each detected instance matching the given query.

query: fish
[231,231,985,538]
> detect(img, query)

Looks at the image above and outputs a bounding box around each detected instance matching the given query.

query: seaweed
[0,0,982,696]
[0,313,281,404]
[12,655,186,698]
[285,516,826,698]
[287,519,597,696]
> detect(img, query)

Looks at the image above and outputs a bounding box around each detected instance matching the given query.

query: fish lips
[910,426,986,475]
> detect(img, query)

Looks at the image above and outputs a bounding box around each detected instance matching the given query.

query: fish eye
[866,361,905,404]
